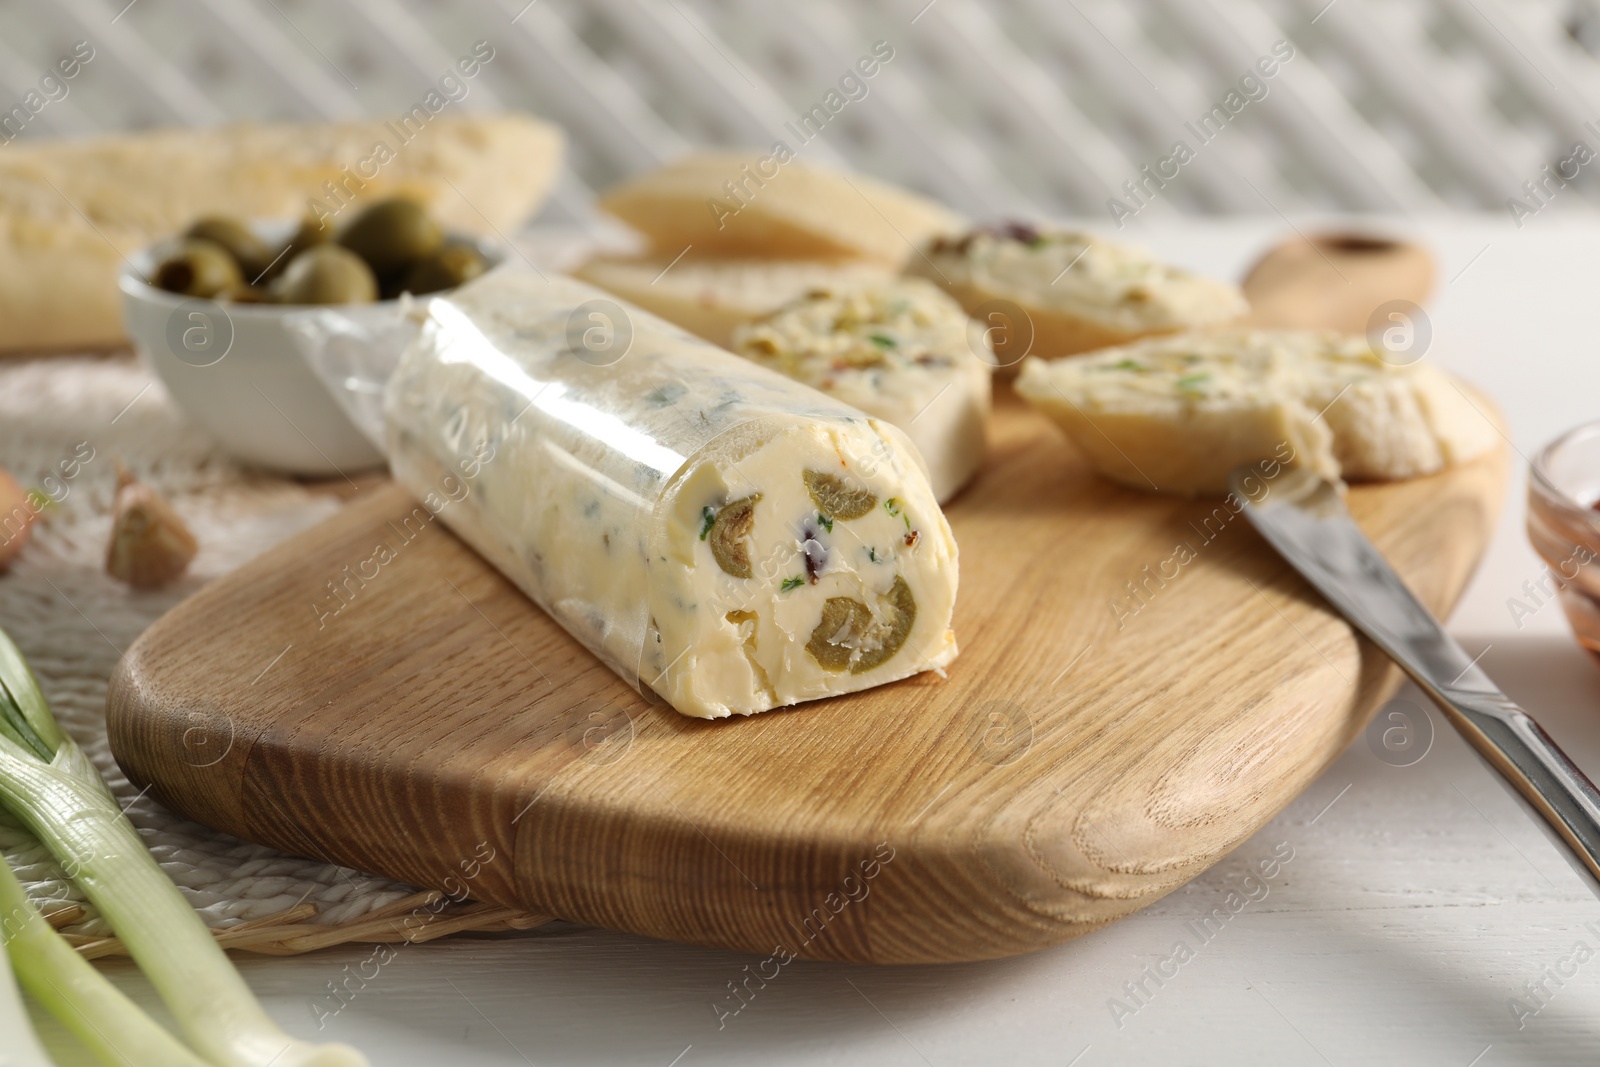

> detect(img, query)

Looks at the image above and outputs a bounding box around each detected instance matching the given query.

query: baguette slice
[1015,329,1496,495]
[597,153,964,267]
[572,255,893,348]
[908,224,1247,363]
[732,278,992,503]
[0,114,563,351]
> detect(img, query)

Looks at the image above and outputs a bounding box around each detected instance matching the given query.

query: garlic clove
[106,464,198,588]
[0,467,33,573]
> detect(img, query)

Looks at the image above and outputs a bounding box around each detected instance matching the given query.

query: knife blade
[1232,463,1600,899]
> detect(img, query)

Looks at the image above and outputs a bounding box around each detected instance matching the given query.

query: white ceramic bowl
[120,225,499,477]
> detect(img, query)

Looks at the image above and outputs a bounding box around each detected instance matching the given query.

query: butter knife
[1232,464,1600,899]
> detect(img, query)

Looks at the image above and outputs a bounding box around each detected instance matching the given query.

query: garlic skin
[0,468,32,573]
[105,466,197,588]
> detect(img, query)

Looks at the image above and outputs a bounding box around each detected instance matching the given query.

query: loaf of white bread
[1015,330,1496,495]
[0,114,563,351]
[596,153,963,268]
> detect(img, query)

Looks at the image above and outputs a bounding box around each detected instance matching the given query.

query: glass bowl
[1528,420,1600,657]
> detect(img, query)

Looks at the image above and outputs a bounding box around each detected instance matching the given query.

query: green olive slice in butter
[804,469,877,521]
[806,576,916,673]
[708,494,761,578]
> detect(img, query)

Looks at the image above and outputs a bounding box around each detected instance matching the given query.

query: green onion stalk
[0,848,211,1066]
[0,903,54,1067]
[0,627,367,1067]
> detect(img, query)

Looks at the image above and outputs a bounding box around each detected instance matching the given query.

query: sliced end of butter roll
[653,417,958,717]
[731,278,991,503]
[1014,329,1496,496]
[908,225,1248,362]
[384,268,959,719]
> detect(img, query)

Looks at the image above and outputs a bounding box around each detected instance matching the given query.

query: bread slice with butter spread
[1015,329,1496,495]
[572,255,893,349]
[732,278,992,503]
[908,224,1248,362]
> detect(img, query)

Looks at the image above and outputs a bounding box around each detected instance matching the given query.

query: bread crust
[907,228,1247,368]
[922,274,1170,367]
[0,114,563,351]
[1015,329,1496,496]
[597,153,964,269]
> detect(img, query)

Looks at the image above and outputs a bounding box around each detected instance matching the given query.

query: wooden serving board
[107,386,1506,964]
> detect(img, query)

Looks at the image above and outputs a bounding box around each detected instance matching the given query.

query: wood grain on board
[106,386,1507,964]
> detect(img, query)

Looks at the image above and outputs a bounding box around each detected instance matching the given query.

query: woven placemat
[0,353,551,954]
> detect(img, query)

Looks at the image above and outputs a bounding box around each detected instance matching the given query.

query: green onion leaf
[0,636,58,762]
[0,626,369,1067]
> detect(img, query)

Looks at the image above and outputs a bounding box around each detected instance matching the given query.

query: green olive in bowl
[258,216,333,285]
[184,216,276,281]
[228,284,274,304]
[337,198,443,277]
[401,243,490,296]
[270,245,379,305]
[153,239,244,298]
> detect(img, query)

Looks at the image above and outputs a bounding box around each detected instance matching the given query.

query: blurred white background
[7,0,1600,227]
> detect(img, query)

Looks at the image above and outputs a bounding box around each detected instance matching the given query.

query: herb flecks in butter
[732,279,974,392]
[646,383,688,407]
[801,524,827,584]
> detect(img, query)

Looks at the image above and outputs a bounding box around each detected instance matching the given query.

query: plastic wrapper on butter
[305,267,959,718]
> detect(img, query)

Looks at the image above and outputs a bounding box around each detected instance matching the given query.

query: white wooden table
[51,216,1600,1066]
